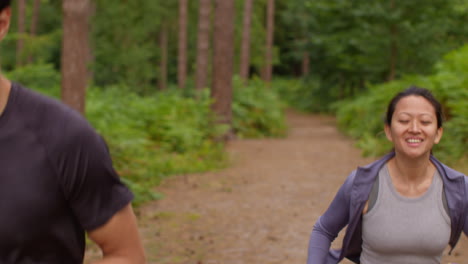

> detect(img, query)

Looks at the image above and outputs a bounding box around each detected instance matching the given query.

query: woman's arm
[464,176,468,236]
[307,171,356,264]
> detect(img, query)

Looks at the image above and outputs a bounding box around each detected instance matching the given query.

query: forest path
[88,110,468,263]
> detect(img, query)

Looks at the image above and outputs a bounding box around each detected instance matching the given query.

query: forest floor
[86,110,468,264]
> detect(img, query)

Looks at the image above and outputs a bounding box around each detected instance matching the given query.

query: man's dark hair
[0,0,11,12]
[385,86,444,128]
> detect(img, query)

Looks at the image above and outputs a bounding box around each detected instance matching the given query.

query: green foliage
[335,44,468,164]
[6,62,288,205]
[273,77,339,113]
[234,0,270,76]
[232,76,287,138]
[2,1,62,70]
[278,0,468,110]
[92,0,165,89]
[5,63,61,97]
[85,87,228,206]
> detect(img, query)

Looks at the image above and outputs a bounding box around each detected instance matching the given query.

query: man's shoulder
[14,83,79,120]
[13,83,99,147]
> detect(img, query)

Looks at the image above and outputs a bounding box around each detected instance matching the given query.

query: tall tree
[212,0,235,137]
[16,0,26,66]
[387,0,397,81]
[302,51,309,77]
[61,0,91,114]
[262,0,274,82]
[28,0,41,63]
[158,23,168,90]
[178,0,188,89]
[195,0,212,90]
[239,0,253,81]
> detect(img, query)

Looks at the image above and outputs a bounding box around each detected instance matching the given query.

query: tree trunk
[195,0,212,90]
[86,1,95,83]
[178,0,188,89]
[387,0,397,82]
[158,23,168,90]
[387,24,398,81]
[16,0,26,67]
[61,0,91,114]
[262,0,274,83]
[212,0,235,138]
[302,51,309,77]
[239,0,253,81]
[27,0,41,63]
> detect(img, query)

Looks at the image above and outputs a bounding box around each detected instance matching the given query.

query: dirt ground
[86,110,468,263]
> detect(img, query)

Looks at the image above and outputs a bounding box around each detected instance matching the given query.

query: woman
[307,86,468,264]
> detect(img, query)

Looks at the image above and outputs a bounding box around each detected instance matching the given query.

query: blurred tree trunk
[262,0,274,83]
[86,1,95,82]
[302,51,309,77]
[16,0,26,67]
[387,0,397,81]
[239,0,253,81]
[61,0,91,114]
[195,0,211,90]
[28,0,41,64]
[158,23,168,90]
[388,25,397,81]
[178,0,188,89]
[212,0,235,138]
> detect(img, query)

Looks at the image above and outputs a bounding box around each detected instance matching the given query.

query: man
[0,1,146,263]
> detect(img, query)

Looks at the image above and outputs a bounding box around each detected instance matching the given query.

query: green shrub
[6,63,61,97]
[86,87,228,206]
[232,76,287,138]
[273,77,331,112]
[7,65,287,205]
[335,44,468,164]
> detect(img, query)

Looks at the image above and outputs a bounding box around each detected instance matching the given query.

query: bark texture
[158,24,168,90]
[178,0,188,89]
[262,0,274,83]
[212,0,235,135]
[239,0,253,80]
[195,0,212,90]
[302,52,309,77]
[387,0,397,81]
[61,0,91,114]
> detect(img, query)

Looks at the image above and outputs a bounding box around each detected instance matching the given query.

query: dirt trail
[87,110,468,263]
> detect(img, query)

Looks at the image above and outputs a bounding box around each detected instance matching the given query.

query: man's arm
[88,204,146,264]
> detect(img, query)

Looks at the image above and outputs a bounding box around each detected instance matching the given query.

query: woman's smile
[385,95,443,159]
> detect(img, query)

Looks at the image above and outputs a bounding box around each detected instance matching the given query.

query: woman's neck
[390,153,433,184]
[0,75,11,115]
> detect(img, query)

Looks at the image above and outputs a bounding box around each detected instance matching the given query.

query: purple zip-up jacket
[307,152,468,264]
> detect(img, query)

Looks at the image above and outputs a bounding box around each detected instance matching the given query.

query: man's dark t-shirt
[0,83,133,263]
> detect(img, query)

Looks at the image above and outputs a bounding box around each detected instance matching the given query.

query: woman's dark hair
[0,1,11,12]
[385,86,444,128]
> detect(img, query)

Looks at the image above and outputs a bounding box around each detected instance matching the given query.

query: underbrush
[233,76,287,138]
[334,44,468,165]
[273,77,330,113]
[86,88,228,206]
[7,65,287,205]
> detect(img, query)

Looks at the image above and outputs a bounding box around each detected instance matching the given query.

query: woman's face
[384,95,443,159]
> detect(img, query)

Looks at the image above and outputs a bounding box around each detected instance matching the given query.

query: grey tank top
[361,165,451,264]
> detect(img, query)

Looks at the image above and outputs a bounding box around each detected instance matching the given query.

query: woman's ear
[0,7,11,42]
[434,126,443,144]
[384,124,393,142]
